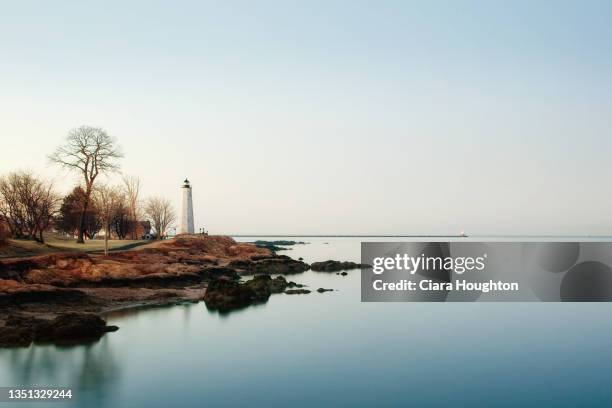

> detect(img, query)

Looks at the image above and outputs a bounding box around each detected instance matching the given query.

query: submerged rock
[285,289,311,295]
[310,260,370,272]
[317,288,333,293]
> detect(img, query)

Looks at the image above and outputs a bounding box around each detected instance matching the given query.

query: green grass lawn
[0,233,148,258]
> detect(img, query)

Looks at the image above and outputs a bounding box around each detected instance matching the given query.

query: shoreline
[0,235,311,347]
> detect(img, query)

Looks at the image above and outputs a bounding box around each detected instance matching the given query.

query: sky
[1,0,612,235]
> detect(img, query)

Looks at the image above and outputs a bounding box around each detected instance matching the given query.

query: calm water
[2,237,612,407]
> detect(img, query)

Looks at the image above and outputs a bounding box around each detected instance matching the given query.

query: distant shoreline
[230,235,465,238]
[230,234,612,238]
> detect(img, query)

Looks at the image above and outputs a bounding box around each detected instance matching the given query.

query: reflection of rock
[285,289,311,295]
[5,330,121,407]
[204,275,302,312]
[317,288,333,293]
[310,260,369,272]
[0,313,118,348]
[561,261,612,301]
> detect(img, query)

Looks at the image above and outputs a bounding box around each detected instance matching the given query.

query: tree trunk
[77,187,91,244]
[104,223,109,256]
[131,209,137,240]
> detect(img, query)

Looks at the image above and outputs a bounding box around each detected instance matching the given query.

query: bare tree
[144,197,176,239]
[0,173,25,238]
[122,174,141,239]
[0,172,59,242]
[49,126,122,243]
[93,184,122,255]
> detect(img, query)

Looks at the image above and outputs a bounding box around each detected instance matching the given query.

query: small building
[137,220,152,239]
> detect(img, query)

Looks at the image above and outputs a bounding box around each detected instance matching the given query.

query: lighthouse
[180,178,195,234]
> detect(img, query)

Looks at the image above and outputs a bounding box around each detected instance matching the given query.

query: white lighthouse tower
[180,178,195,234]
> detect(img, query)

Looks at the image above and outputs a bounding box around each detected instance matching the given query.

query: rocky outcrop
[253,240,306,246]
[310,260,370,272]
[0,313,118,347]
[203,279,257,312]
[0,281,95,308]
[0,236,269,287]
[317,288,333,293]
[285,289,311,295]
[0,235,313,345]
[228,255,310,275]
[204,275,303,312]
[251,240,307,252]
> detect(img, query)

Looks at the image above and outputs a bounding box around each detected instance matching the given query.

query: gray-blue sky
[1,0,611,235]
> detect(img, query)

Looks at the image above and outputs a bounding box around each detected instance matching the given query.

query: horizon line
[225,234,612,238]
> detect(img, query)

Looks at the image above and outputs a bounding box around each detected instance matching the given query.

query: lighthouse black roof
[182,178,190,187]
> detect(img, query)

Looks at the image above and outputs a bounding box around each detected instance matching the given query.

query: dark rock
[251,240,306,252]
[0,286,93,308]
[317,288,333,293]
[228,256,310,275]
[0,326,33,347]
[310,260,370,272]
[341,272,348,276]
[203,279,259,312]
[35,313,118,344]
[286,281,306,288]
[204,275,298,312]
[285,289,311,295]
[266,276,294,293]
[199,267,240,281]
[0,313,118,348]
[252,240,306,246]
[253,243,288,252]
[243,275,273,298]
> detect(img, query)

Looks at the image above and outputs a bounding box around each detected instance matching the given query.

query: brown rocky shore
[0,235,310,347]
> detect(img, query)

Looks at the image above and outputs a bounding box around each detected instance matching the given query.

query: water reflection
[2,336,120,407]
[2,238,612,407]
